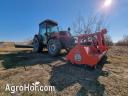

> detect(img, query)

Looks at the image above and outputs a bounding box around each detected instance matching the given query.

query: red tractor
[33,19,74,56]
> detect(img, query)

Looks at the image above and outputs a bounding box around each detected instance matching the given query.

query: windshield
[47,26,59,33]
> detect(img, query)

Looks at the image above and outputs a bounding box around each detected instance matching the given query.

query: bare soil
[0,44,128,96]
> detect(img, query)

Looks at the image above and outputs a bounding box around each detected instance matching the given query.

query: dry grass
[0,45,128,96]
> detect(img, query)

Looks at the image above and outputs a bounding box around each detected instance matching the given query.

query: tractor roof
[39,19,58,26]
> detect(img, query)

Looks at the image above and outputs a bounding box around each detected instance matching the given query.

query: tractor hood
[59,31,71,36]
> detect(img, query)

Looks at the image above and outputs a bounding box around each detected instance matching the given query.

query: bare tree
[72,14,86,35]
[72,14,105,35]
[105,35,113,46]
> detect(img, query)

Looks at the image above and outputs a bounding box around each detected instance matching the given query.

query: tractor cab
[39,19,59,36]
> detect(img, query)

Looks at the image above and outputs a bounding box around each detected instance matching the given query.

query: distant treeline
[115,35,128,46]
[105,35,128,46]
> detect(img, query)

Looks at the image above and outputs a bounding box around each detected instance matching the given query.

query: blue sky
[0,0,127,42]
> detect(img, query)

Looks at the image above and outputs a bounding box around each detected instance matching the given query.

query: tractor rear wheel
[33,36,43,52]
[47,39,61,56]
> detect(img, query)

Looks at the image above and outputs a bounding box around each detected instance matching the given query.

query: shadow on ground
[0,49,109,96]
[49,56,109,96]
[0,50,66,69]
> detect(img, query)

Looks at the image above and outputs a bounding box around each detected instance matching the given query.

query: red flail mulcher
[66,29,108,68]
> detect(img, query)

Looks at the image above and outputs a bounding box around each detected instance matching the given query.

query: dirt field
[0,45,128,96]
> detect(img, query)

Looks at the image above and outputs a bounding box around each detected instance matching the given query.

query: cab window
[47,26,58,33]
[39,27,46,35]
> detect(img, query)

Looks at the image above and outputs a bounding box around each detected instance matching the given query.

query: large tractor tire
[33,35,43,52]
[65,37,75,53]
[47,39,62,56]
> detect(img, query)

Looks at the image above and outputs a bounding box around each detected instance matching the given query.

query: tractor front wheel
[47,39,61,56]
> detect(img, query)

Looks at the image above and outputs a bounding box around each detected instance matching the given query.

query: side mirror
[68,27,71,32]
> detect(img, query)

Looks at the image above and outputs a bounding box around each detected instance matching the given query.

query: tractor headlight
[74,53,81,62]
